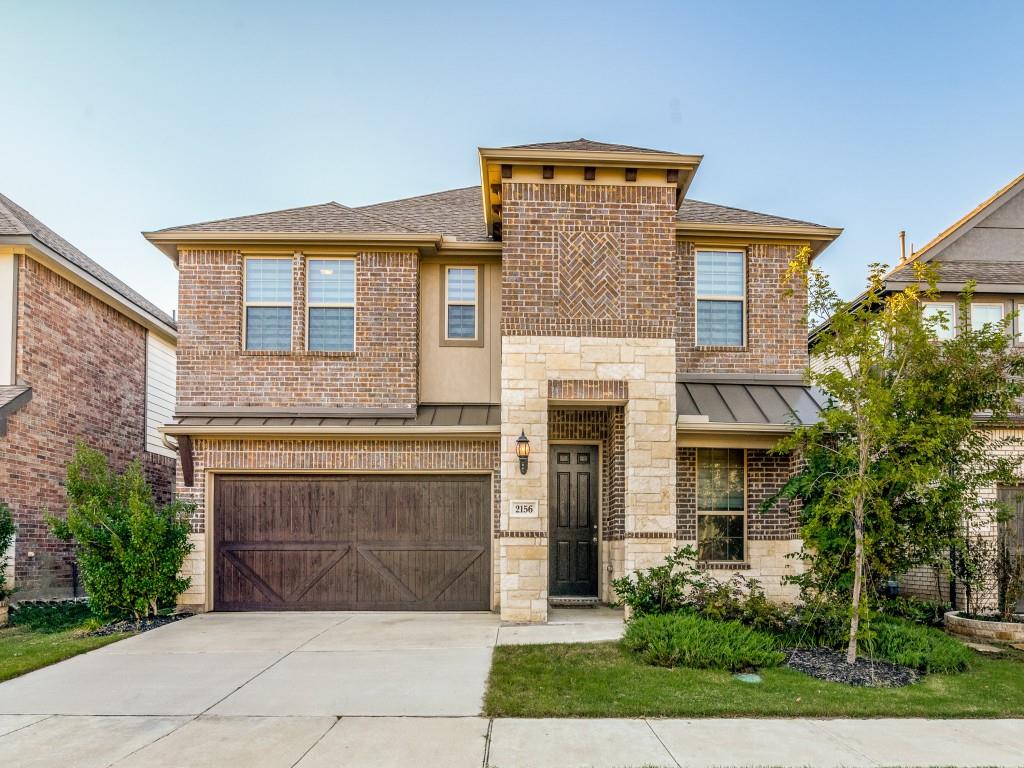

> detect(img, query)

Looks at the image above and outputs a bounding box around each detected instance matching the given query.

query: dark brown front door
[998,485,1024,613]
[213,474,490,611]
[549,445,599,597]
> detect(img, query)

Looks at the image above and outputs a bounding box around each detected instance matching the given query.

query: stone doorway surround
[498,336,677,622]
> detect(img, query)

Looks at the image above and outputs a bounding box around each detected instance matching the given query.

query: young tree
[48,443,194,620]
[778,251,1024,663]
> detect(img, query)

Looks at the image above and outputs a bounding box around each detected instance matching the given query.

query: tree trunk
[847,501,865,664]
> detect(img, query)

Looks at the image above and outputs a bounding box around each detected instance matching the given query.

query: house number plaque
[510,500,538,518]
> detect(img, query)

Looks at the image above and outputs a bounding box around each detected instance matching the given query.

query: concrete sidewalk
[0,714,1021,767]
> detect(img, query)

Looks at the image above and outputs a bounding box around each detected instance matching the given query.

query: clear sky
[3,0,1022,316]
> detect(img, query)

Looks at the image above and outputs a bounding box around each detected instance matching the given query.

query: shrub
[47,443,194,621]
[779,597,852,649]
[612,546,702,616]
[0,502,14,602]
[8,600,93,633]
[623,612,785,671]
[877,595,949,627]
[865,616,972,673]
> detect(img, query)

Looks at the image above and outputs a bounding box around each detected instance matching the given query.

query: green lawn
[0,625,130,683]
[485,641,1024,719]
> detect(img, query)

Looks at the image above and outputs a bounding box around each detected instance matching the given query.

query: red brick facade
[676,447,800,545]
[676,241,808,375]
[176,436,501,535]
[176,248,419,410]
[500,183,678,338]
[0,256,175,597]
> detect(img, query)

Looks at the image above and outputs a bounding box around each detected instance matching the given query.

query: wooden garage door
[213,474,491,611]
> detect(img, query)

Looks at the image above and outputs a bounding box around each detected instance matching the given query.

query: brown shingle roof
[152,201,415,235]
[0,193,175,328]
[356,187,490,242]
[677,198,829,229]
[152,187,832,245]
[888,259,1024,285]
[499,138,678,155]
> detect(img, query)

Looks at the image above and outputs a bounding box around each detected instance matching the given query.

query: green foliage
[0,502,14,601]
[865,616,972,673]
[47,443,194,621]
[779,598,852,649]
[8,601,93,633]
[877,596,949,628]
[775,254,1024,660]
[613,547,789,634]
[623,612,785,671]
[611,546,701,616]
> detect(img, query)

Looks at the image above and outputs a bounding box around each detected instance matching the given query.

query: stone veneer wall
[176,248,419,410]
[174,437,500,610]
[676,446,803,601]
[0,256,175,597]
[676,241,808,375]
[500,336,677,622]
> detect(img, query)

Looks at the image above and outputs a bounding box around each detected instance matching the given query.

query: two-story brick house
[0,193,177,597]
[147,139,840,622]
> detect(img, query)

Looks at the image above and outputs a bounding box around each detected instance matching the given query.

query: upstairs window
[971,302,1004,332]
[696,448,746,562]
[307,258,355,352]
[445,266,479,341]
[244,258,292,351]
[696,250,745,346]
[922,302,956,339]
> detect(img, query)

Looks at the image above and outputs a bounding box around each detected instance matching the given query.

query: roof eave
[676,222,843,258]
[479,146,703,239]
[2,235,177,340]
[477,146,704,169]
[143,230,446,265]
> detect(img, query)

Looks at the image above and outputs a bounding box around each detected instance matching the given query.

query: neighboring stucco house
[146,139,841,621]
[0,193,177,598]
[810,171,1024,612]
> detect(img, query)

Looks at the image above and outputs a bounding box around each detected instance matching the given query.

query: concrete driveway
[0,609,626,767]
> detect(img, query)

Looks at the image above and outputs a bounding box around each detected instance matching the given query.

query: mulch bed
[87,612,193,637]
[784,647,920,687]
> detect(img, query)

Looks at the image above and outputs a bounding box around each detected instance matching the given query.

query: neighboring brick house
[0,194,177,598]
[146,139,841,622]
[810,170,1024,613]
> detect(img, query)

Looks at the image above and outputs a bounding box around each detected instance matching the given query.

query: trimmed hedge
[623,612,785,671]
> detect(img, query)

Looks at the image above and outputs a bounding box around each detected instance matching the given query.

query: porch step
[548,596,600,608]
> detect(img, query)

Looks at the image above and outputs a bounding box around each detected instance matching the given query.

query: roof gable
[0,193,175,329]
[888,170,1024,283]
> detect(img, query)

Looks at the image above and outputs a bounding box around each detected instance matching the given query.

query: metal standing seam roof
[676,380,827,427]
[172,403,501,429]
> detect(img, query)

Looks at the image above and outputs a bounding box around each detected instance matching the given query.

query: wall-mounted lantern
[515,430,530,475]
